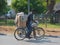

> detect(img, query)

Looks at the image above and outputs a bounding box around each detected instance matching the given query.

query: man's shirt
[26,14,33,26]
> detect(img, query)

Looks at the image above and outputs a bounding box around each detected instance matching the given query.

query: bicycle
[14,25,45,41]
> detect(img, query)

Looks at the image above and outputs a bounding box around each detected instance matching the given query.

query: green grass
[0,19,15,26]
[6,19,15,26]
[38,23,60,28]
[56,0,60,2]
[0,19,7,25]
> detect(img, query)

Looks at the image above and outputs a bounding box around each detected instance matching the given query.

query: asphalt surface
[0,34,60,45]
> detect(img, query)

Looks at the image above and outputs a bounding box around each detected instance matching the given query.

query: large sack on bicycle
[15,12,28,27]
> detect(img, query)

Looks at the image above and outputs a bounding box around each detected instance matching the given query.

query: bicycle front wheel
[34,27,45,40]
[14,28,26,40]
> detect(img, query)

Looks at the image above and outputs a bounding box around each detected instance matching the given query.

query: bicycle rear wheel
[14,28,26,40]
[34,27,45,40]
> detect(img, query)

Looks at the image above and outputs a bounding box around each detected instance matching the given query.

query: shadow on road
[21,35,60,43]
[45,35,60,38]
[0,33,7,36]
[23,37,57,43]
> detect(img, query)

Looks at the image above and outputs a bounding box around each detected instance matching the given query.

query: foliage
[30,0,46,13]
[0,0,7,15]
[11,0,46,14]
[7,6,11,11]
[11,0,28,13]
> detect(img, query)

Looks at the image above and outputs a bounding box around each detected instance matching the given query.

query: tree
[47,0,56,13]
[11,0,46,14]
[46,0,56,24]
[30,0,46,14]
[0,0,7,15]
[11,0,28,13]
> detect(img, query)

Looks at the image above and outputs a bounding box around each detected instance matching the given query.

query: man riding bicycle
[14,10,45,40]
[25,9,36,39]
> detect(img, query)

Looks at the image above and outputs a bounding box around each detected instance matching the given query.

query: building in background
[53,3,60,23]
[7,0,11,6]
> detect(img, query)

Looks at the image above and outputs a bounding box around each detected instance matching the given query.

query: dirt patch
[44,28,60,36]
[0,26,15,35]
[0,26,60,36]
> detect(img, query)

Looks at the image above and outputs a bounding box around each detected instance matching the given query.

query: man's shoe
[28,37,32,39]
[25,36,32,39]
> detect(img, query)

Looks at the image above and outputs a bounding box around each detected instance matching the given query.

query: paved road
[0,34,60,45]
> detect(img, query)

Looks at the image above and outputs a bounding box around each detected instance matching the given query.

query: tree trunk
[46,0,56,24]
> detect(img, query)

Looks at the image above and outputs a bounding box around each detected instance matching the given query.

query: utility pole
[28,0,30,15]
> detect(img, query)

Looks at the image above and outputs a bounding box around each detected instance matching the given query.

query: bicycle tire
[14,28,26,40]
[34,27,45,40]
